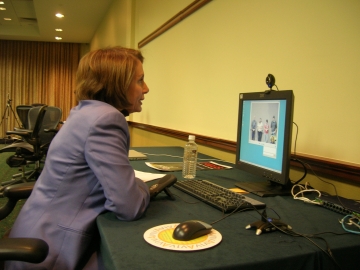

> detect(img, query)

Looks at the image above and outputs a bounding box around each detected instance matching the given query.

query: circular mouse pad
[143,223,222,251]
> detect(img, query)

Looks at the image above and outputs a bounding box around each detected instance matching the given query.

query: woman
[264,119,269,143]
[6,47,150,269]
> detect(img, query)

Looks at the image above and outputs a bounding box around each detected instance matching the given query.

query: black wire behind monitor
[234,90,294,197]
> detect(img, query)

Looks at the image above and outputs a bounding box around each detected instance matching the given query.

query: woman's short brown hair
[75,46,144,111]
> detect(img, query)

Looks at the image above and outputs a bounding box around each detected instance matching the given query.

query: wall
[90,0,360,197]
[90,0,134,50]
[130,0,360,166]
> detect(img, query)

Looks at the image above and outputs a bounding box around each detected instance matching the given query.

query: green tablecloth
[97,147,358,270]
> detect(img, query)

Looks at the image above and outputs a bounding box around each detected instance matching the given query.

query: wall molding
[138,0,212,48]
[128,121,360,184]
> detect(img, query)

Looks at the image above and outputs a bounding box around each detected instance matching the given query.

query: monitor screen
[234,90,294,197]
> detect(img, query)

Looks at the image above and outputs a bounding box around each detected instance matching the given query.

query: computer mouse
[173,220,212,241]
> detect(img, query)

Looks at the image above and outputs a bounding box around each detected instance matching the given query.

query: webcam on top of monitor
[266,74,276,89]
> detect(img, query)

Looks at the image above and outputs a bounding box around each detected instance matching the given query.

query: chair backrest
[27,106,48,133]
[16,105,32,129]
[21,106,48,156]
[38,106,62,146]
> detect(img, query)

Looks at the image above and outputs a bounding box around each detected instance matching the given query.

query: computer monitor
[234,90,294,197]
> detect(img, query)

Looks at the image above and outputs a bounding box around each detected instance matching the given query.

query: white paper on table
[134,170,166,182]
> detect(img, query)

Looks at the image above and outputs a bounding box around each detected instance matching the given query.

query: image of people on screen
[270,116,277,144]
[251,117,257,140]
[257,118,263,142]
[264,119,269,143]
[249,102,279,145]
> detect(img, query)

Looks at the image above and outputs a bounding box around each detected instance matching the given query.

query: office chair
[0,105,47,153]
[5,106,63,156]
[0,106,48,184]
[0,106,62,194]
[0,105,33,146]
[0,182,48,267]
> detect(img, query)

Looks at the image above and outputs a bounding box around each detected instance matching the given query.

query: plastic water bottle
[182,135,198,179]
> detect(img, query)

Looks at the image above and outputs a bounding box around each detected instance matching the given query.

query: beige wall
[90,0,134,50]
[91,0,360,197]
[131,0,360,166]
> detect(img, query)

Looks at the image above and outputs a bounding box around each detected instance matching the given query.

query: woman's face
[126,60,149,113]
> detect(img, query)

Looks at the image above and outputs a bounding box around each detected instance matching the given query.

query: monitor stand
[235,180,293,197]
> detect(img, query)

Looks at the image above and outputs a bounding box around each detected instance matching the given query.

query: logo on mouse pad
[143,223,222,251]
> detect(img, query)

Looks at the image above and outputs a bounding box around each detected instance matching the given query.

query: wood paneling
[128,121,360,184]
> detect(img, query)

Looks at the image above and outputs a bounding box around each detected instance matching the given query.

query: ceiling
[0,0,114,43]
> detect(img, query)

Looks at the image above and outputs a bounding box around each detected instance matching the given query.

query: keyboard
[174,179,266,213]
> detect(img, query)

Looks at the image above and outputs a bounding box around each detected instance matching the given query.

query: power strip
[316,194,360,217]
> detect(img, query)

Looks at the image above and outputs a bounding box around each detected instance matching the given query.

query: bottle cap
[188,135,195,141]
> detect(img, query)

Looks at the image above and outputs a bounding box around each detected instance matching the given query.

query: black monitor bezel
[235,90,294,188]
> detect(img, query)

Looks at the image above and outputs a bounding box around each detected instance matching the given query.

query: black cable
[290,122,358,209]
[174,192,253,225]
[251,205,342,269]
[302,162,352,210]
[285,230,341,269]
[293,122,298,155]
[311,231,354,237]
[174,189,343,269]
[290,122,308,184]
[210,203,252,225]
[291,158,307,185]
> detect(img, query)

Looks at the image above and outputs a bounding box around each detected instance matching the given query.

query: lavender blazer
[6,100,150,269]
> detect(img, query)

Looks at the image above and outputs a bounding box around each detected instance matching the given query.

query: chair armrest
[43,128,58,133]
[0,238,48,263]
[4,182,35,200]
[0,183,35,220]
[6,130,32,138]
[13,127,25,131]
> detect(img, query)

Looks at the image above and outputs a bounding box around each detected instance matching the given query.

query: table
[97,147,359,270]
